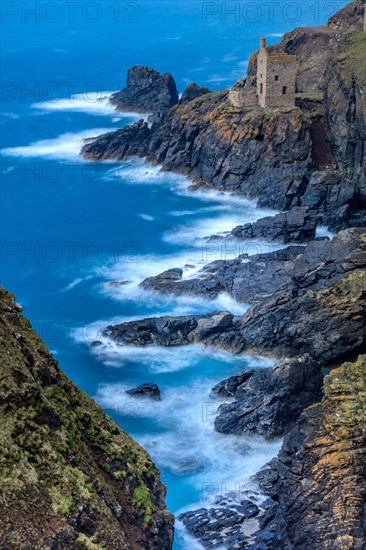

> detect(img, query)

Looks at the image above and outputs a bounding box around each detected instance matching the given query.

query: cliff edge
[0,287,174,550]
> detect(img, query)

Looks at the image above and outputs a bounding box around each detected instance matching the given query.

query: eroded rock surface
[110,66,178,115]
[230,206,318,243]
[214,356,323,438]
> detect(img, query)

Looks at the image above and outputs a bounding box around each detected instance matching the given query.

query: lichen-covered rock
[179,82,210,105]
[253,354,366,549]
[0,287,174,550]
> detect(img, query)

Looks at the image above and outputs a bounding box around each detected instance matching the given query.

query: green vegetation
[323,355,366,442]
[0,286,165,548]
[337,31,366,86]
[133,485,154,524]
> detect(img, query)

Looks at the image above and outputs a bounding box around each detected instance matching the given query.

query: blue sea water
[1,1,348,548]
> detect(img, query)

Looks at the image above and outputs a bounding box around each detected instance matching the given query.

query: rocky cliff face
[110,66,179,116]
[0,287,174,550]
[82,1,366,230]
[180,355,366,549]
[255,354,366,549]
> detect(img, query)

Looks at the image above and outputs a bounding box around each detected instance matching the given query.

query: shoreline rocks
[179,355,366,550]
[110,65,178,115]
[81,4,366,231]
[230,206,318,243]
[126,383,161,401]
[214,356,323,439]
[252,354,366,549]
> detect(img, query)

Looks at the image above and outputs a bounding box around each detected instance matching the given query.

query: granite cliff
[0,287,174,549]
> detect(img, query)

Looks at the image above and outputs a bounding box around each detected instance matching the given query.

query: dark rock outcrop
[179,83,210,105]
[214,356,323,438]
[239,268,366,363]
[140,229,366,307]
[82,4,366,230]
[110,66,178,115]
[140,268,183,292]
[230,206,318,243]
[180,355,366,550]
[178,500,259,549]
[0,287,174,550]
[107,229,366,365]
[126,383,161,401]
[253,355,366,549]
[107,311,245,353]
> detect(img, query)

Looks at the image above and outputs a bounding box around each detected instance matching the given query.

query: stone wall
[257,50,296,108]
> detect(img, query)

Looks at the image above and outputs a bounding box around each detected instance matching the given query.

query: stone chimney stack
[260,37,266,49]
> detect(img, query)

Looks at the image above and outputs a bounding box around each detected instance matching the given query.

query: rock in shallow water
[110,65,178,115]
[126,383,161,401]
[214,356,323,439]
[230,206,318,243]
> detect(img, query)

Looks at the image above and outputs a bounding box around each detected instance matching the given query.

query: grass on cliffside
[0,287,168,549]
[337,31,366,86]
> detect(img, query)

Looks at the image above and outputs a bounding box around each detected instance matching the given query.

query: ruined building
[229,38,297,109]
[257,38,296,108]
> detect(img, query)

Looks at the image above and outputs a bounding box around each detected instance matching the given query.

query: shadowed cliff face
[256,354,366,549]
[0,287,174,550]
[81,1,366,230]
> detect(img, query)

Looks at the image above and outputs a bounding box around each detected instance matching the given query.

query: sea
[0,1,347,547]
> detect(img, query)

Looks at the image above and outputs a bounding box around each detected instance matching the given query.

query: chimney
[260,38,266,49]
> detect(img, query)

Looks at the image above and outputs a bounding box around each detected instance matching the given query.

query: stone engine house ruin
[229,38,297,109]
[257,38,296,108]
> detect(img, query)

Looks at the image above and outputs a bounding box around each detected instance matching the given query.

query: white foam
[94,355,280,498]
[31,91,146,121]
[59,277,84,292]
[139,213,155,222]
[163,205,275,246]
[316,225,334,239]
[1,127,117,160]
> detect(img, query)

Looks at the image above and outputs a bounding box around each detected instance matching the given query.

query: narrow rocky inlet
[1,0,365,549]
[79,2,366,547]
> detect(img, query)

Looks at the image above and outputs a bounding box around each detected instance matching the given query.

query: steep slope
[178,355,366,548]
[255,354,366,549]
[0,287,174,549]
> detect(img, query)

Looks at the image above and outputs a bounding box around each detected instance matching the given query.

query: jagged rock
[239,268,366,363]
[214,356,323,438]
[140,268,183,291]
[139,229,366,308]
[252,355,366,549]
[106,312,243,352]
[110,66,178,114]
[210,370,255,397]
[179,83,210,104]
[82,6,366,230]
[82,120,151,161]
[126,383,161,401]
[230,207,318,243]
[107,229,366,366]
